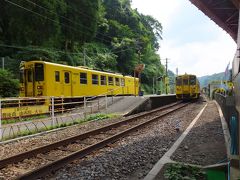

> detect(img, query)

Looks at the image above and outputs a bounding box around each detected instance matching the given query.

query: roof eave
[189,0,238,42]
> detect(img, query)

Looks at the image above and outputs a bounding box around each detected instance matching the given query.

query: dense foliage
[0,69,19,97]
[0,0,168,95]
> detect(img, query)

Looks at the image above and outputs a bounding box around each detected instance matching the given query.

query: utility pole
[138,50,141,95]
[165,58,168,77]
[165,58,169,94]
[152,77,155,94]
[83,48,86,66]
[1,57,4,70]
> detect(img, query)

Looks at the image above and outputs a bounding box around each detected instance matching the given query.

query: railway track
[0,101,189,180]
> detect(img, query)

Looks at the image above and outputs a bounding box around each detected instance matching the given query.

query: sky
[131,0,237,77]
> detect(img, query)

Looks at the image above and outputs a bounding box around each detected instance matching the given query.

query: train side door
[25,68,34,97]
[63,71,72,97]
[182,77,189,93]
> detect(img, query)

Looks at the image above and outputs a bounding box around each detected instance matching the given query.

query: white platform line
[144,103,208,180]
[214,101,231,158]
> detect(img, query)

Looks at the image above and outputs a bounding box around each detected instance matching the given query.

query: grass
[2,113,119,141]
[164,163,207,180]
[2,115,48,125]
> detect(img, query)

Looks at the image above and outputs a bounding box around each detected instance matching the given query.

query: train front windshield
[189,76,196,85]
[176,77,182,86]
[35,63,44,81]
[183,78,188,85]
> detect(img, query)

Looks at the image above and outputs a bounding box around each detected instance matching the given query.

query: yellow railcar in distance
[19,61,139,97]
[175,74,200,100]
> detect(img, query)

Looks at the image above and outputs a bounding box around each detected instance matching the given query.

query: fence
[215,93,239,154]
[0,87,127,141]
[214,93,237,127]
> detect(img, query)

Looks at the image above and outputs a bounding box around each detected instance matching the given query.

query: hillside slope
[198,72,230,88]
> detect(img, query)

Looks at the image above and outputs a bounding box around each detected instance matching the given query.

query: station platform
[1,94,176,142]
[144,100,235,180]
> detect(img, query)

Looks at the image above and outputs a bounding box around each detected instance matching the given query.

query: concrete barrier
[126,95,177,116]
[215,93,237,127]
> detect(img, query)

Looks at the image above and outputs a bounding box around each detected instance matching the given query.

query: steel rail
[15,102,189,180]
[0,102,189,180]
[0,101,182,169]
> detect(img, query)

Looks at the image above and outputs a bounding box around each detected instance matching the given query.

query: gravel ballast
[49,101,206,180]
[172,101,227,166]
[0,117,125,160]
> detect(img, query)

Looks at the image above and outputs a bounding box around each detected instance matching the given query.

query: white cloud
[131,0,237,77]
[160,31,236,76]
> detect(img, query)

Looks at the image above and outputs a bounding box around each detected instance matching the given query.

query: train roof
[176,74,197,77]
[23,60,136,78]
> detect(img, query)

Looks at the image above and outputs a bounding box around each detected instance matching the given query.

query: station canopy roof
[189,0,239,42]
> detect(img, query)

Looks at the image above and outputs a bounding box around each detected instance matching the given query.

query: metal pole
[98,98,100,110]
[51,97,55,126]
[84,96,87,110]
[112,91,113,104]
[153,77,155,94]
[0,100,2,141]
[18,99,21,121]
[165,58,168,94]
[2,57,4,70]
[91,101,93,114]
[61,97,64,114]
[84,96,87,119]
[83,48,86,66]
[134,71,136,96]
[105,95,108,110]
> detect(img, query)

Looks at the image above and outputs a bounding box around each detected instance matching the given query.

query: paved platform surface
[144,102,232,180]
[144,104,207,180]
[101,96,148,115]
[1,96,149,140]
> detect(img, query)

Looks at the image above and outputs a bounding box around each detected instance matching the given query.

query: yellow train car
[19,61,139,97]
[175,74,200,100]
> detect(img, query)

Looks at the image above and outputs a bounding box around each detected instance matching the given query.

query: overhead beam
[230,0,240,9]
[189,0,238,41]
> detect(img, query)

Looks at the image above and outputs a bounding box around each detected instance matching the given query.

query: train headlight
[37,91,43,96]
[37,86,43,90]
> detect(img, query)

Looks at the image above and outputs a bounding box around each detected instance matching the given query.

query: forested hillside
[0,0,166,95]
[198,71,230,88]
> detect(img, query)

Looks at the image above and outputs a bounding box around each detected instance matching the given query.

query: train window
[101,75,107,85]
[121,78,125,86]
[55,71,60,82]
[65,72,70,84]
[115,78,120,86]
[183,78,188,85]
[189,76,196,85]
[27,69,33,82]
[80,73,87,84]
[176,77,182,86]
[108,76,114,85]
[35,63,44,81]
[92,74,99,85]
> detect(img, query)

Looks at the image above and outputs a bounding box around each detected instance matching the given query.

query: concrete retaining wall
[126,95,177,116]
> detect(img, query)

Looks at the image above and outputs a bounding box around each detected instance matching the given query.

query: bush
[0,69,19,97]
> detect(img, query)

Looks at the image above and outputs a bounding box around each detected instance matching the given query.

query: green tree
[0,0,165,94]
[0,69,19,97]
[62,0,101,50]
